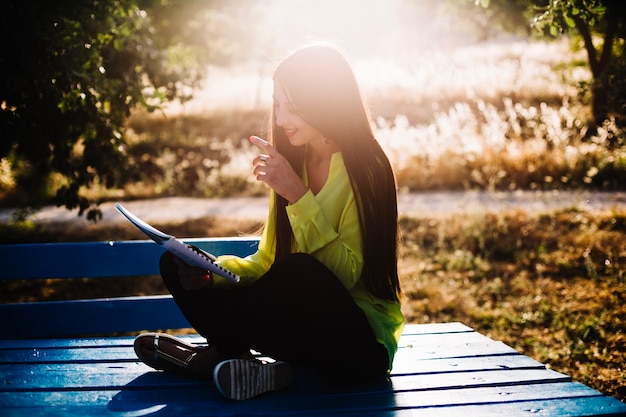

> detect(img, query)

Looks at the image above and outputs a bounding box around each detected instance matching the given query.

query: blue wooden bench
[1,238,625,416]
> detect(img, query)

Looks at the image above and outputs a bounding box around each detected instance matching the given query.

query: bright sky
[245,0,451,62]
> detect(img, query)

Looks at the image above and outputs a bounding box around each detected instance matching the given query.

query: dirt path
[2,190,626,226]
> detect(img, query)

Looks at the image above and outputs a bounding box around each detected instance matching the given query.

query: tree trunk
[574,8,618,125]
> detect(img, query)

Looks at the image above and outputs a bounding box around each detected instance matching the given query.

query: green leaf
[549,25,559,36]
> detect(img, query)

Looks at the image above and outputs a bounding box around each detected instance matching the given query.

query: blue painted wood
[0,323,471,348]
[0,295,189,339]
[0,324,467,349]
[0,335,195,350]
[0,237,258,339]
[1,384,620,417]
[0,378,601,405]
[0,363,571,392]
[0,237,258,279]
[0,327,514,364]
[1,324,625,416]
[1,384,624,417]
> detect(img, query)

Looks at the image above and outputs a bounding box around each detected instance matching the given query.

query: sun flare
[261,0,418,56]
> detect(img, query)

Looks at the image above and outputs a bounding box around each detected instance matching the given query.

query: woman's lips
[284,128,297,138]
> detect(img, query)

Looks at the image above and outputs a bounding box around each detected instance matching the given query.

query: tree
[532,0,625,128]
[0,0,225,220]
[476,0,626,129]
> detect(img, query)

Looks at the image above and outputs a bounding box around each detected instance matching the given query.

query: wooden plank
[400,322,473,335]
[0,330,512,364]
[387,397,626,417]
[0,304,498,342]
[0,381,598,407]
[398,329,496,347]
[297,397,626,417]
[0,346,137,364]
[1,240,163,279]
[0,367,571,395]
[0,295,192,339]
[0,348,521,379]
[389,368,571,392]
[0,353,550,391]
[0,238,258,280]
[0,323,469,349]
[384,382,613,410]
[391,352,546,374]
[0,336,139,350]
[2,382,625,416]
[0,363,202,392]
[0,335,203,350]
[398,340,518,359]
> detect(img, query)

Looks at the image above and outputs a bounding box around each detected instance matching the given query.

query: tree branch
[573,14,600,77]
[598,7,617,71]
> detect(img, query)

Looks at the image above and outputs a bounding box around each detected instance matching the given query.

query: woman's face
[273,83,323,148]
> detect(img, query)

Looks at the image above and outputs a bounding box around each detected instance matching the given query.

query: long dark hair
[269,43,401,302]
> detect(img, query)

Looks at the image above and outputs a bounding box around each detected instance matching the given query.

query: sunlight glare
[263,0,414,56]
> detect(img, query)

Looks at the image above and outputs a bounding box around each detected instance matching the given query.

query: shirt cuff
[285,189,320,226]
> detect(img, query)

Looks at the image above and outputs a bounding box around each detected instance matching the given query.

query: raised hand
[250,135,308,204]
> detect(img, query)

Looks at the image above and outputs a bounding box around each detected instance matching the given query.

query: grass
[1,39,626,402]
[398,208,626,401]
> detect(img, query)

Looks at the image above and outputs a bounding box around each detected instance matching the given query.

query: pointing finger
[250,135,275,155]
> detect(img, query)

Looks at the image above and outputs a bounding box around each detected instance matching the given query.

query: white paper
[115,203,240,283]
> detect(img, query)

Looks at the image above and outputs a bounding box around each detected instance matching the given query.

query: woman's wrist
[286,184,309,204]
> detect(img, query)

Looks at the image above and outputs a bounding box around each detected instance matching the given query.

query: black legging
[160,251,388,380]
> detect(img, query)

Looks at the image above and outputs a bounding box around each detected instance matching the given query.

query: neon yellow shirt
[215,152,404,370]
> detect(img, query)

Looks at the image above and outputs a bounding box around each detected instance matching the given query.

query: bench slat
[391,353,546,374]
[396,397,626,417]
[397,322,473,335]
[0,335,196,350]
[0,362,569,392]
[0,295,190,339]
[0,383,610,414]
[0,330,516,364]
[0,354,545,384]
[0,238,258,279]
[0,323,470,349]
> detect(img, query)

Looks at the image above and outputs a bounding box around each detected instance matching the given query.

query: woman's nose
[275,111,284,127]
[275,106,288,127]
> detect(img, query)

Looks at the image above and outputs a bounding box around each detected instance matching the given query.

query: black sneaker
[213,359,293,400]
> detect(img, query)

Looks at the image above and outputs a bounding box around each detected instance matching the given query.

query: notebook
[115,203,240,283]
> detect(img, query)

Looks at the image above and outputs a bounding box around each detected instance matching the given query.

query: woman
[134,43,404,401]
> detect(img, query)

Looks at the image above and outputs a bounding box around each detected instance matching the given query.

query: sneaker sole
[214,359,293,400]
